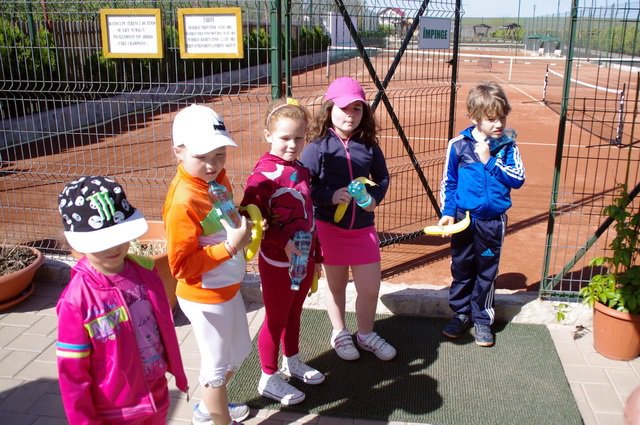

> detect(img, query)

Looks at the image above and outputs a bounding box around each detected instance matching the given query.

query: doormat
[228,309,582,425]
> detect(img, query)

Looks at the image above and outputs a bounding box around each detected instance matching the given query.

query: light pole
[516,0,521,55]
[556,0,561,37]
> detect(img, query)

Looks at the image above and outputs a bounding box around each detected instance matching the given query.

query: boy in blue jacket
[439,81,525,347]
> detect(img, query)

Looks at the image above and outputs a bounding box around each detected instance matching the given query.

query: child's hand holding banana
[423,211,471,237]
[239,204,265,260]
[333,177,377,223]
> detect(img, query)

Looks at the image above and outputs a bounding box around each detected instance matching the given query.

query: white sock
[283,353,299,362]
[357,331,372,341]
[259,371,273,386]
[332,328,348,339]
[197,401,209,414]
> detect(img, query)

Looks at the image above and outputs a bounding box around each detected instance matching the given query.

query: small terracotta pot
[0,246,44,310]
[593,301,640,360]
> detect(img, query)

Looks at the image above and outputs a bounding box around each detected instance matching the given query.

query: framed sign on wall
[100,8,163,59]
[177,7,244,59]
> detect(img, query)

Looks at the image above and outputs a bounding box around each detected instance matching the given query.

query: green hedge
[0,18,58,118]
[1,20,330,119]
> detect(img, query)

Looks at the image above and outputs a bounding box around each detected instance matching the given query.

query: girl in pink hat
[300,77,396,362]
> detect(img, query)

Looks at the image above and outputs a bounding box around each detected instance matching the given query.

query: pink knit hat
[324,77,367,108]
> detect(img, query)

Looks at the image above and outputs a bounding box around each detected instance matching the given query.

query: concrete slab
[0,261,636,425]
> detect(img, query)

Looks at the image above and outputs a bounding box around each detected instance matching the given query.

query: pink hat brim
[331,96,367,108]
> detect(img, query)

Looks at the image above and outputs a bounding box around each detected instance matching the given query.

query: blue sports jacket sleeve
[367,144,389,204]
[440,139,460,218]
[484,143,525,189]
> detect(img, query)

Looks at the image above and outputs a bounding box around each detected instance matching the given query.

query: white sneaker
[330,329,360,361]
[191,402,250,424]
[227,403,250,422]
[257,373,305,405]
[280,354,325,385]
[356,332,396,361]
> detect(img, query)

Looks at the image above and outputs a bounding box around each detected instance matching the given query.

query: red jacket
[241,153,322,263]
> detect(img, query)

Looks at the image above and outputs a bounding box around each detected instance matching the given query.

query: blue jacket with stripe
[439,125,525,220]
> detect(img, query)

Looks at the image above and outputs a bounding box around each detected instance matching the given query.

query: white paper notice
[107,15,159,54]
[183,14,239,55]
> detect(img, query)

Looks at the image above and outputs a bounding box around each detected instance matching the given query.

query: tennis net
[543,66,625,145]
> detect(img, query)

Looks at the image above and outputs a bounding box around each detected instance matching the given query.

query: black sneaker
[473,324,495,347]
[442,314,471,338]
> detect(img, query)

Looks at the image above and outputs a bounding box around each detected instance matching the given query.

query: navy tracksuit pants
[449,212,506,326]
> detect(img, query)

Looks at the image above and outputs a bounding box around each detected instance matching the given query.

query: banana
[240,204,263,261]
[354,176,377,186]
[333,203,348,223]
[333,177,378,223]
[307,272,319,297]
[423,211,471,236]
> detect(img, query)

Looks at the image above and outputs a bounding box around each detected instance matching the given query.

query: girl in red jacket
[241,98,325,405]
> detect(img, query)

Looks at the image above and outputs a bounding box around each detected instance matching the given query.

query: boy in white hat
[163,104,254,425]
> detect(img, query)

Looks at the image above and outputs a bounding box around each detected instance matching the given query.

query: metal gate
[540,0,640,298]
[0,1,459,271]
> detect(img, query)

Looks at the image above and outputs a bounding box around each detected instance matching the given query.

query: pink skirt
[316,220,380,266]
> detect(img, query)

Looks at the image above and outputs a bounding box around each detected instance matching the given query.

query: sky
[461,0,571,18]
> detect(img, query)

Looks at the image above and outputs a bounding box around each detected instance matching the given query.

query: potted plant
[0,245,45,311]
[579,183,640,360]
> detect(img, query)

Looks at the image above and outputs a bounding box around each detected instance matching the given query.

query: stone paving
[0,260,639,425]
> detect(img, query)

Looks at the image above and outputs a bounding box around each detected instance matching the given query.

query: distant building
[378,7,405,27]
[526,34,560,54]
[473,23,491,37]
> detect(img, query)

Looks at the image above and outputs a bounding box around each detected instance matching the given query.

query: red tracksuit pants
[257,256,315,374]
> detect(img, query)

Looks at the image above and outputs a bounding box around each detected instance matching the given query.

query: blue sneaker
[442,314,471,339]
[473,324,495,347]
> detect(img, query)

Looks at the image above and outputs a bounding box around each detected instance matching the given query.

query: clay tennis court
[380,51,639,291]
[1,49,638,294]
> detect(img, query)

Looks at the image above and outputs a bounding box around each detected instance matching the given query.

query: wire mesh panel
[0,1,279,255]
[540,2,640,298]
[0,0,458,272]
[288,0,458,254]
